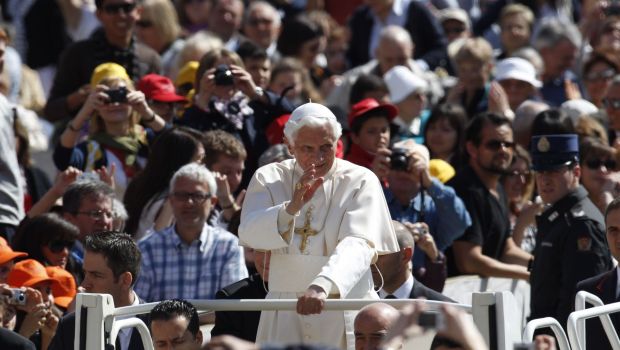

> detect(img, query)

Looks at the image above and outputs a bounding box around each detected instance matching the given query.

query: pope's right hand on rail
[286,163,324,215]
[296,285,327,315]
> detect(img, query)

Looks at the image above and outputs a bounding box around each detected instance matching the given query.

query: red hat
[348,98,398,129]
[7,259,58,289]
[45,266,77,309]
[0,237,27,265]
[137,74,187,103]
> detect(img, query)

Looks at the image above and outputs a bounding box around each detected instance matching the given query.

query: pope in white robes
[239,102,399,350]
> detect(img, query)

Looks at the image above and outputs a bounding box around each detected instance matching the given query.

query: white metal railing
[567,300,620,350]
[75,292,521,350]
[522,317,570,350]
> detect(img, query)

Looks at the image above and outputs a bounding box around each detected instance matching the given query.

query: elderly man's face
[64,194,114,240]
[208,0,244,41]
[169,177,216,228]
[288,124,337,178]
[376,40,412,74]
[243,5,280,49]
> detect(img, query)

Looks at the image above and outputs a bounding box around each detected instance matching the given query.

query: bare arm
[501,237,532,267]
[452,241,529,280]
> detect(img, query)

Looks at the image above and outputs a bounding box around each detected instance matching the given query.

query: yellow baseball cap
[175,61,199,89]
[90,62,130,88]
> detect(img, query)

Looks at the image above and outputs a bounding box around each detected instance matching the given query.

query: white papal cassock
[239,158,399,350]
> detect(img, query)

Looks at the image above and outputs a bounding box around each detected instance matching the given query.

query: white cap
[383,66,428,104]
[289,102,337,123]
[284,102,342,143]
[494,57,542,88]
[560,99,599,123]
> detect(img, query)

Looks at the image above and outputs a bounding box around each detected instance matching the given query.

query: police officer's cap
[531,134,579,171]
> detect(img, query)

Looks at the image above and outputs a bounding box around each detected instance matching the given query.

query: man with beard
[446,112,531,279]
[530,134,612,327]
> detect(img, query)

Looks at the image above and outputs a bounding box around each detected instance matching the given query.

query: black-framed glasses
[603,98,620,109]
[135,20,153,28]
[76,210,113,220]
[585,159,617,171]
[171,191,211,203]
[483,140,515,151]
[48,240,75,253]
[102,2,137,15]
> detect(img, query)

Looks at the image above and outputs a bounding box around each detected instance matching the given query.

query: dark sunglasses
[102,2,137,15]
[135,20,153,28]
[483,140,515,151]
[585,159,617,171]
[48,240,75,253]
[604,98,620,110]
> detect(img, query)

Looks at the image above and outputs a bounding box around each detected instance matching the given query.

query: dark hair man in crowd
[529,134,612,327]
[447,112,531,280]
[575,197,620,349]
[44,0,161,122]
[49,232,145,350]
[149,299,202,350]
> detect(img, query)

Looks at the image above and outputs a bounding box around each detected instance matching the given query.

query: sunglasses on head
[483,140,515,151]
[585,159,617,171]
[47,240,75,253]
[102,2,136,15]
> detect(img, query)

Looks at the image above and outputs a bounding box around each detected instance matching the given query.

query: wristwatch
[253,86,265,99]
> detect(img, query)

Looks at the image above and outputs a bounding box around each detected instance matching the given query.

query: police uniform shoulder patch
[577,236,592,251]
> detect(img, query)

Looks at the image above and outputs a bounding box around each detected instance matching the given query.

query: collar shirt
[368,0,412,59]
[117,291,140,350]
[379,274,414,299]
[134,223,248,302]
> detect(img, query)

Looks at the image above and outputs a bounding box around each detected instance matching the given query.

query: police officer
[530,134,613,326]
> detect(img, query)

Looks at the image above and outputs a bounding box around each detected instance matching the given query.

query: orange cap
[0,237,27,265]
[45,266,77,308]
[7,259,57,289]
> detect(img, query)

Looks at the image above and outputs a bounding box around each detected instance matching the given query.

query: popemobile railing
[567,291,620,350]
[74,291,526,350]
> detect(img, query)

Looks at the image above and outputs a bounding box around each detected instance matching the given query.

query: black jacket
[347,1,448,70]
[409,277,455,303]
[48,306,149,350]
[211,273,267,342]
[574,268,620,350]
[0,328,36,350]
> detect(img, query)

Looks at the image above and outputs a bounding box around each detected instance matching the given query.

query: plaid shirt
[135,224,248,302]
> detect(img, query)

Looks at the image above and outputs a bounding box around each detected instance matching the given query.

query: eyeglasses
[102,2,137,15]
[603,98,620,110]
[585,159,617,171]
[171,192,211,203]
[48,240,75,253]
[248,17,274,27]
[585,69,615,82]
[76,210,113,220]
[483,140,515,151]
[135,20,153,28]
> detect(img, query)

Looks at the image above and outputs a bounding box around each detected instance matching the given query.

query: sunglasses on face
[48,240,75,253]
[102,2,137,15]
[585,159,617,170]
[603,98,620,109]
[483,139,515,151]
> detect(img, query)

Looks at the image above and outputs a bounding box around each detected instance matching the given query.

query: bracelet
[142,111,156,123]
[67,122,81,132]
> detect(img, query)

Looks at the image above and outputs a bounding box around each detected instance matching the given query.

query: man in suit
[211,250,269,341]
[575,196,620,349]
[48,232,145,350]
[372,221,453,301]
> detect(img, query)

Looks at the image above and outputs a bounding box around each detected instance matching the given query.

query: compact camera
[214,64,234,86]
[418,311,444,330]
[390,147,411,171]
[106,86,128,104]
[3,288,27,306]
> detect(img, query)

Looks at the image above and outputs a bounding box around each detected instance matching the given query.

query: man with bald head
[372,221,453,302]
[354,302,400,350]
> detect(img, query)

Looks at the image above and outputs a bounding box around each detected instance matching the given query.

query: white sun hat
[383,65,428,104]
[494,57,542,88]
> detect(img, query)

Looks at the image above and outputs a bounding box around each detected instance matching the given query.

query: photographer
[0,284,36,349]
[177,48,292,190]
[372,140,471,292]
[53,63,167,198]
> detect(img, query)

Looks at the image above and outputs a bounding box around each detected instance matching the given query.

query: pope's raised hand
[286,164,324,215]
[296,285,327,315]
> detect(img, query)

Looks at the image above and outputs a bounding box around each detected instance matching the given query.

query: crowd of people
[0,0,619,349]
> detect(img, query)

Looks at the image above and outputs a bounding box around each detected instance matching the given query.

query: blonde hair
[270,57,322,102]
[141,0,181,45]
[454,37,494,65]
[90,77,141,137]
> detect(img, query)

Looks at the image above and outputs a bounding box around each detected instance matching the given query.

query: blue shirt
[385,178,471,268]
[135,224,248,302]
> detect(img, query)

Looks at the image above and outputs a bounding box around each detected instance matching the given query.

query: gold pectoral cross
[295,206,318,252]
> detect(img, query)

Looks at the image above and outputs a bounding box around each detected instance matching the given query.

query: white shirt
[379,274,414,299]
[116,291,140,350]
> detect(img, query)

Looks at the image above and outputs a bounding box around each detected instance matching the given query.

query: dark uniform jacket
[211,273,267,342]
[530,186,612,326]
[0,328,36,350]
[409,277,455,303]
[575,268,620,350]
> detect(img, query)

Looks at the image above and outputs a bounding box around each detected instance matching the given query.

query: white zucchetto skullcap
[290,102,337,123]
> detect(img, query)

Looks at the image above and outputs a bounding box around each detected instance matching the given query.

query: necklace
[290,161,337,252]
